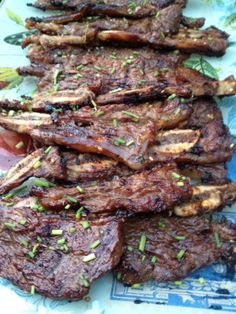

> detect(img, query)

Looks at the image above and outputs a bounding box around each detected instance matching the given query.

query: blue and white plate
[0,0,236,313]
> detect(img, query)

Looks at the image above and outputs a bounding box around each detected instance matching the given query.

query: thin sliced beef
[0,205,122,300]
[0,147,64,194]
[28,1,185,18]
[114,215,236,284]
[29,164,192,214]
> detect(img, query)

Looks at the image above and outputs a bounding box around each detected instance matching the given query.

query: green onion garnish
[51,229,63,236]
[94,65,102,72]
[34,178,55,188]
[126,140,135,147]
[117,272,121,280]
[138,234,146,252]
[4,222,16,229]
[30,285,35,295]
[83,253,96,263]
[37,236,42,243]
[28,251,35,259]
[77,64,84,71]
[65,204,71,210]
[127,245,133,252]
[33,160,42,170]
[20,240,28,247]
[131,283,141,289]
[174,235,186,241]
[75,207,84,219]
[198,277,205,285]
[176,181,185,187]
[69,227,77,233]
[19,219,27,226]
[44,146,52,154]
[171,172,181,179]
[66,196,77,203]
[81,221,90,230]
[174,281,182,286]
[114,138,126,146]
[112,119,118,127]
[141,255,146,263]
[79,274,90,287]
[213,231,221,248]
[167,93,177,101]
[90,240,101,249]
[91,99,97,111]
[176,249,185,260]
[151,256,157,264]
[57,238,66,245]
[122,111,140,121]
[76,185,84,194]
[96,111,105,117]
[15,141,24,149]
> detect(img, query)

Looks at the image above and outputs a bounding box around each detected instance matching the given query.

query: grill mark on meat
[113,215,236,284]
[28,164,192,214]
[0,205,123,300]
[0,147,64,194]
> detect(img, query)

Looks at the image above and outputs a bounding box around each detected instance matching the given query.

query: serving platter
[0,0,236,313]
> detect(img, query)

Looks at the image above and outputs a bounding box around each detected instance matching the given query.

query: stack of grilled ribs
[0,0,236,300]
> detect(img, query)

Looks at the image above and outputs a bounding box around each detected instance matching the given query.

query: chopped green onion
[176,249,185,260]
[76,64,84,71]
[76,185,85,194]
[81,221,90,230]
[15,141,24,149]
[96,111,105,117]
[4,222,16,229]
[213,231,221,248]
[174,107,181,116]
[158,219,166,229]
[62,244,69,252]
[33,160,42,170]
[198,277,205,285]
[30,285,36,295]
[79,274,90,287]
[171,172,181,179]
[51,229,63,236]
[83,253,96,263]
[112,119,118,127]
[75,207,84,219]
[44,146,52,154]
[141,255,146,263]
[20,239,28,247]
[133,51,140,56]
[122,111,140,121]
[131,283,141,289]
[114,138,126,146]
[174,281,182,286]
[94,65,102,72]
[174,235,186,241]
[65,204,71,210]
[176,181,185,187]
[57,238,66,245]
[19,219,27,226]
[69,227,77,233]
[91,99,97,111]
[117,272,122,280]
[37,236,42,243]
[127,245,133,252]
[90,240,101,249]
[4,193,14,200]
[167,93,177,101]
[126,140,135,147]
[33,178,55,188]
[6,202,14,207]
[8,110,15,117]
[28,251,35,259]
[138,234,146,252]
[66,195,77,203]
[151,256,157,264]
[32,244,38,254]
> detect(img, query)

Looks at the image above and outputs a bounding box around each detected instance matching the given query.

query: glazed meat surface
[114,215,236,284]
[0,205,123,300]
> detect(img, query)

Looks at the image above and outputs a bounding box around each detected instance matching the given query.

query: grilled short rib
[0,205,123,300]
[114,215,236,284]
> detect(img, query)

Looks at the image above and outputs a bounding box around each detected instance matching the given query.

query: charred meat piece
[31,164,192,214]
[28,1,185,18]
[178,163,229,185]
[114,215,236,285]
[23,15,228,56]
[174,183,236,216]
[0,205,122,300]
[21,47,236,105]
[0,147,64,194]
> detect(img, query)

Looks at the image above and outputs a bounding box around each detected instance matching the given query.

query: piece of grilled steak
[0,205,123,300]
[28,1,186,18]
[28,164,192,214]
[114,215,236,285]
[0,147,64,194]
